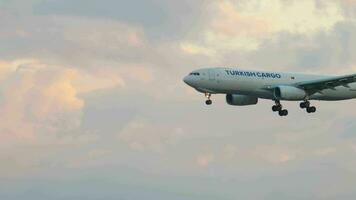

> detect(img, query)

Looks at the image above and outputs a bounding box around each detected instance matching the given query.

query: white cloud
[0,59,126,139]
[72,68,125,93]
[182,0,345,54]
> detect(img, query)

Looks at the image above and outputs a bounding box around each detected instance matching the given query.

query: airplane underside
[201,91,316,117]
[199,88,356,117]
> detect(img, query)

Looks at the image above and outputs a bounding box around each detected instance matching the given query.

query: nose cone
[183,75,194,87]
[183,76,189,84]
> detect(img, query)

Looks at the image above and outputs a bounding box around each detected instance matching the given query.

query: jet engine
[226,94,258,106]
[274,86,307,100]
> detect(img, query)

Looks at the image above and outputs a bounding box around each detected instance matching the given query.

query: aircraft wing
[295,74,356,94]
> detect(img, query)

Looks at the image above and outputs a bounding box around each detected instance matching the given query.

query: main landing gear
[272,100,288,116]
[272,100,316,116]
[205,93,212,105]
[300,100,316,113]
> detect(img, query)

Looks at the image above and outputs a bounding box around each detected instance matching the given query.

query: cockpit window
[189,72,200,76]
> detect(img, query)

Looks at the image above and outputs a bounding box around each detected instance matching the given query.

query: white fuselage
[183,67,356,101]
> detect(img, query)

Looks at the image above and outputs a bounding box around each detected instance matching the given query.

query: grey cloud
[0,0,39,15]
[1,162,356,200]
[80,89,140,135]
[35,0,167,26]
[0,13,195,75]
[33,0,209,40]
[0,16,146,66]
[227,22,356,72]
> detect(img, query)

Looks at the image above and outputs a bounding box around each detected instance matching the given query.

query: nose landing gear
[205,93,212,105]
[272,100,288,116]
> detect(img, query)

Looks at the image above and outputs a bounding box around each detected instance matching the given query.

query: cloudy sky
[1,0,356,199]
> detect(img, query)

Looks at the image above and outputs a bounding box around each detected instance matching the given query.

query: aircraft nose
[183,76,189,84]
[183,75,193,86]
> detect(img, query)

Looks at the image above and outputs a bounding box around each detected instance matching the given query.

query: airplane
[183,67,356,116]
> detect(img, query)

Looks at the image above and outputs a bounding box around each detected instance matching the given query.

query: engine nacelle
[226,94,258,106]
[274,86,307,100]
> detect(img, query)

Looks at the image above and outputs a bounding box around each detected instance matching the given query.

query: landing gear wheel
[300,101,310,109]
[272,100,282,112]
[306,107,312,113]
[306,106,316,113]
[272,105,282,112]
[205,100,212,105]
[279,109,288,116]
[311,106,316,113]
[300,102,306,109]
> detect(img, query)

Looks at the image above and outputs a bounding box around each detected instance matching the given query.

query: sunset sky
[1,0,356,199]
